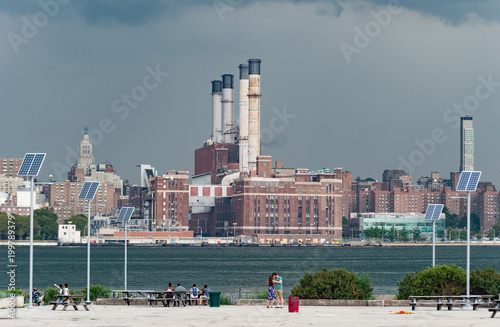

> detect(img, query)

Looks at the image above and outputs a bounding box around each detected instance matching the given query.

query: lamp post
[77,181,101,304]
[452,170,481,308]
[17,153,46,309]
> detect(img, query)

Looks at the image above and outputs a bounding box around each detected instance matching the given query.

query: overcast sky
[2,0,500,186]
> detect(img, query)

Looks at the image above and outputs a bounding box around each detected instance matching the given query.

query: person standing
[273,272,283,308]
[266,274,276,308]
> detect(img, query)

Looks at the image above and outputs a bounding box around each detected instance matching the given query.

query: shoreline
[1,240,499,247]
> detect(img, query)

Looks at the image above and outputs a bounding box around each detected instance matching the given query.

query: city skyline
[2,1,500,186]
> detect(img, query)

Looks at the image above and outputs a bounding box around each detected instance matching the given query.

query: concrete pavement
[2,305,499,327]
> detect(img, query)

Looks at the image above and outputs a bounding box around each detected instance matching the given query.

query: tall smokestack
[221,74,234,144]
[238,64,249,172]
[247,58,261,171]
[211,80,223,143]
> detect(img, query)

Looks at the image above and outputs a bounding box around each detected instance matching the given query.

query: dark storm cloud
[361,0,500,25]
[0,0,498,26]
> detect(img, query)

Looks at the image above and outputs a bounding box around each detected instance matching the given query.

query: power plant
[207,59,262,174]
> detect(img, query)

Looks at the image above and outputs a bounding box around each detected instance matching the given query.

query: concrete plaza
[2,305,499,327]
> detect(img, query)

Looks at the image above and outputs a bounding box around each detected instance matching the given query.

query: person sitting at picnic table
[166,283,174,292]
[174,283,186,292]
[200,285,210,305]
[189,284,200,305]
[54,284,64,302]
[32,288,44,306]
[62,284,70,302]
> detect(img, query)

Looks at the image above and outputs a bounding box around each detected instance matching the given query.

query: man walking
[273,272,283,308]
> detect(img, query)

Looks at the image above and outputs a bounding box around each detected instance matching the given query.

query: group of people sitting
[31,283,69,305]
[165,283,211,305]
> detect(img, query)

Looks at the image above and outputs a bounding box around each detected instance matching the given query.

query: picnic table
[113,290,155,305]
[114,290,189,307]
[50,295,89,311]
[489,299,500,318]
[409,295,492,311]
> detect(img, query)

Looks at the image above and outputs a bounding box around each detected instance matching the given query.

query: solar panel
[117,207,134,223]
[18,153,46,176]
[456,172,471,191]
[78,182,92,199]
[424,204,436,221]
[431,204,443,221]
[78,181,100,200]
[466,172,481,191]
[456,171,481,192]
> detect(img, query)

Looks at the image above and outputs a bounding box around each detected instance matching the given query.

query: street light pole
[28,176,34,309]
[466,191,471,305]
[87,200,91,304]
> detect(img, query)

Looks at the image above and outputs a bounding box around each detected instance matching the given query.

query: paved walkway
[2,305,498,326]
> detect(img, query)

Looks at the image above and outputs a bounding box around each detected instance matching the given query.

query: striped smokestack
[211,80,223,143]
[238,64,249,172]
[247,58,261,171]
[221,74,234,144]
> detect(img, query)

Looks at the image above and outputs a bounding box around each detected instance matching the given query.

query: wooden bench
[51,295,89,311]
[409,295,487,311]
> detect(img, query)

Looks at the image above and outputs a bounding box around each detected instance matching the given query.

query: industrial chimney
[238,64,249,171]
[221,74,234,144]
[247,59,261,171]
[211,80,223,143]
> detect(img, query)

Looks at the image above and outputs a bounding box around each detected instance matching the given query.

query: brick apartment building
[0,158,23,178]
[48,181,116,224]
[150,171,190,230]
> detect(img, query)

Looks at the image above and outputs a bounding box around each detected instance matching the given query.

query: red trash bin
[288,296,299,312]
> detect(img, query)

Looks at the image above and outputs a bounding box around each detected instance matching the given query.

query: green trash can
[208,291,221,307]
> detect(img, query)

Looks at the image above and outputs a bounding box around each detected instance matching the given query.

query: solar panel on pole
[424,204,436,220]
[117,207,134,223]
[78,181,100,200]
[18,153,46,176]
[456,171,481,192]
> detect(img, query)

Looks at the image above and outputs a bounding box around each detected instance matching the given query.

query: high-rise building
[0,158,23,178]
[460,116,474,172]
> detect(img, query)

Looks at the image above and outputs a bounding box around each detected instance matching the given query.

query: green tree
[13,215,40,240]
[388,224,396,242]
[0,212,7,238]
[487,224,500,240]
[364,227,382,239]
[412,228,421,241]
[65,215,87,236]
[34,208,59,240]
[458,213,480,233]
[342,216,349,226]
[400,227,409,242]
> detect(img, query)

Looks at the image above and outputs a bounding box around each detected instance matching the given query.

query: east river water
[1,245,499,296]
